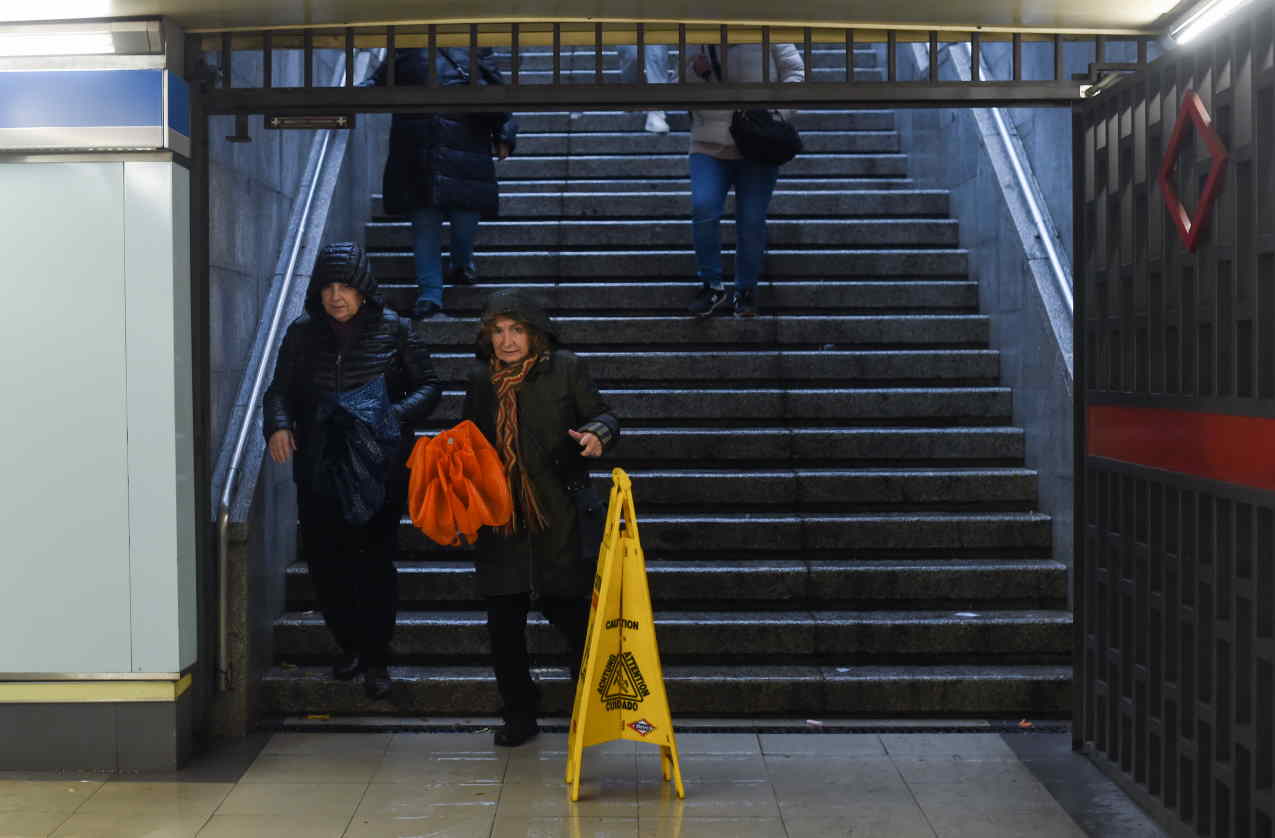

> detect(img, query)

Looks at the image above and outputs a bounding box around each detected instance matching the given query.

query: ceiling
[5,0,1192,34]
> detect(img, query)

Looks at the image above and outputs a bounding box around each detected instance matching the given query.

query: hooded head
[476,288,558,363]
[305,242,382,321]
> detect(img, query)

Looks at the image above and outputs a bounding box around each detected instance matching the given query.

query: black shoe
[688,283,728,318]
[363,666,393,700]
[493,716,540,747]
[733,288,758,318]
[332,655,364,682]
[447,265,477,286]
[412,300,442,319]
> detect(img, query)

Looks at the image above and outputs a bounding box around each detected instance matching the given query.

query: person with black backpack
[684,42,805,318]
[365,48,518,319]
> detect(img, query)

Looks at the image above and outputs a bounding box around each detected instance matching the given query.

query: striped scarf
[491,352,550,534]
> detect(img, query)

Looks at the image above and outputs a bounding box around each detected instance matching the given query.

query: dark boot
[332,654,364,682]
[447,264,477,286]
[364,665,393,700]
[494,712,540,747]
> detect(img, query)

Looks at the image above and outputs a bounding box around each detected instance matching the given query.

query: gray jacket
[684,43,805,149]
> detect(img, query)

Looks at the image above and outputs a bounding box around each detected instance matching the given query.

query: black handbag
[564,474,607,569]
[707,46,803,166]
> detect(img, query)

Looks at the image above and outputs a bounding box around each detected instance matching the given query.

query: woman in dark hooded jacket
[366,48,518,319]
[463,289,620,746]
[263,242,442,699]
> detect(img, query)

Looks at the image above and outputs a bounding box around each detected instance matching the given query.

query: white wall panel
[0,163,133,673]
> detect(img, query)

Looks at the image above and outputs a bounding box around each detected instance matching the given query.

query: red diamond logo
[1158,89,1229,253]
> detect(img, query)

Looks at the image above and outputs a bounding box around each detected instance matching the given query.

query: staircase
[261,44,1072,719]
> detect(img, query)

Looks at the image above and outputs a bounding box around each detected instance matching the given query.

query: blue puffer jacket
[367,48,518,218]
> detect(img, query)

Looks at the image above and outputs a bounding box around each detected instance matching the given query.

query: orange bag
[406,420,512,546]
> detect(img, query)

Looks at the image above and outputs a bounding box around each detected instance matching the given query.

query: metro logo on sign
[1158,89,1229,253]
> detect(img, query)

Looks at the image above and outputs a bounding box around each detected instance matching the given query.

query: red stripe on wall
[1088,405,1275,492]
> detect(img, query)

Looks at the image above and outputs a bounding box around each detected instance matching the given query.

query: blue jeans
[409,206,481,306]
[616,44,671,86]
[689,153,780,293]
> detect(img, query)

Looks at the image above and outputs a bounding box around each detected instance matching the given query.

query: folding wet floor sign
[566,468,684,801]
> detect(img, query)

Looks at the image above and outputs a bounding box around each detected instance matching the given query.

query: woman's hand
[568,429,602,457]
[269,429,297,464]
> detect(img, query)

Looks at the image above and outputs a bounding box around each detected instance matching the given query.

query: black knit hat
[475,288,559,359]
[305,242,382,316]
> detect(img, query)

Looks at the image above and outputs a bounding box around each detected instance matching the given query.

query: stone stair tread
[264,663,1071,681]
[276,608,1072,626]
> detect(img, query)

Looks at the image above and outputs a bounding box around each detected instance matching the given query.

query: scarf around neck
[490,351,550,534]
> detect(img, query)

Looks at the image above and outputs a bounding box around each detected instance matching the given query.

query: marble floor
[0,728,1170,837]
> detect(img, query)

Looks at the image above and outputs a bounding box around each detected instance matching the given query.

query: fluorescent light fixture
[1170,0,1252,45]
[0,20,162,58]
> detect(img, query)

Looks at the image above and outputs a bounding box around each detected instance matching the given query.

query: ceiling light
[1170,0,1252,45]
[0,31,115,56]
[0,20,163,59]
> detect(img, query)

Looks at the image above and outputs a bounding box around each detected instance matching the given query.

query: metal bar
[204,78,1087,112]
[428,25,438,88]
[385,26,396,87]
[929,31,939,83]
[971,31,981,81]
[303,29,313,89]
[677,24,686,84]
[637,23,646,85]
[553,24,561,85]
[262,31,272,89]
[761,26,771,84]
[469,24,479,86]
[595,22,603,84]
[1013,33,1023,81]
[887,30,897,82]
[720,24,729,82]
[846,28,855,83]
[1055,33,1064,81]
[510,23,520,86]
[1096,34,1107,64]
[220,32,231,88]
[804,27,813,83]
[345,28,354,86]
[1070,102,1087,754]
[1138,38,1148,66]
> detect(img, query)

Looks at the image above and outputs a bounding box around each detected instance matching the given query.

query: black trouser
[298,489,400,668]
[486,593,590,720]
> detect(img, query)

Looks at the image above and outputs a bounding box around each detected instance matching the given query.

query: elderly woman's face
[490,317,531,364]
[321,282,362,322]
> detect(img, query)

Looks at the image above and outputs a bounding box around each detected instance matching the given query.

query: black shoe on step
[733,288,758,318]
[493,716,540,747]
[412,300,442,320]
[447,265,477,286]
[332,655,364,682]
[363,666,393,700]
[688,283,728,318]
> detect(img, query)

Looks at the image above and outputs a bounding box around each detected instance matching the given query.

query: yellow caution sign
[566,468,684,801]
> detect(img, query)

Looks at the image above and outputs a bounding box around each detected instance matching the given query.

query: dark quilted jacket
[262,255,442,489]
[367,48,518,218]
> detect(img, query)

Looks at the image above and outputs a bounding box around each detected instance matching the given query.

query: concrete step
[402,314,991,348]
[273,608,1071,660]
[422,348,997,386]
[259,663,1072,716]
[424,386,1011,424]
[382,281,979,317]
[510,130,900,156]
[365,218,960,250]
[397,511,1051,554]
[377,179,918,201]
[510,110,897,133]
[368,248,969,279]
[412,189,949,220]
[286,558,1067,608]
[489,154,909,180]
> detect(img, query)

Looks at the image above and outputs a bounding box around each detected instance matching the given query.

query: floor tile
[261,733,392,757]
[497,780,637,818]
[637,780,779,818]
[771,781,918,815]
[0,781,104,814]
[893,755,1044,786]
[193,813,350,837]
[784,812,938,838]
[343,809,497,838]
[666,735,760,756]
[0,810,71,837]
[907,778,1061,815]
[637,816,787,838]
[214,782,366,817]
[512,754,634,786]
[924,806,1087,838]
[759,733,886,757]
[880,734,1016,759]
[237,754,381,784]
[356,783,501,817]
[490,815,640,838]
[386,733,501,756]
[764,755,904,790]
[77,783,232,819]
[372,755,506,784]
[638,754,767,782]
[49,812,208,838]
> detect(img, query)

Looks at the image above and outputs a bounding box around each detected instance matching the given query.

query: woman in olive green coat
[462,289,619,746]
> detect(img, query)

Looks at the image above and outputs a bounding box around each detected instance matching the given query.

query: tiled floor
[0,730,1169,837]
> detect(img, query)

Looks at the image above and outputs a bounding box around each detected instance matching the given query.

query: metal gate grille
[1077,3,1275,836]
